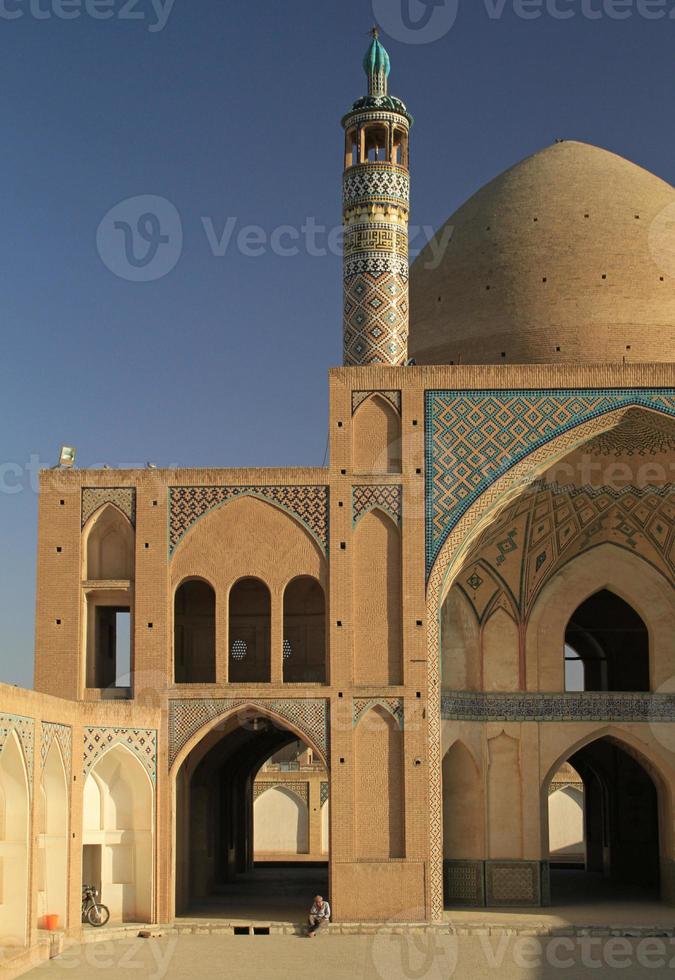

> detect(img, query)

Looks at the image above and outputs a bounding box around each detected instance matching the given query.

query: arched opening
[228,578,271,683]
[282,577,326,684]
[82,746,153,923]
[38,741,68,929]
[175,713,328,920]
[174,579,216,684]
[364,123,389,162]
[393,127,408,166]
[546,737,661,905]
[0,732,29,946]
[344,126,358,168]
[564,590,649,692]
[84,506,134,696]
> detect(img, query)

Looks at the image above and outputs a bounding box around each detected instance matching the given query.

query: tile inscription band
[441,692,675,722]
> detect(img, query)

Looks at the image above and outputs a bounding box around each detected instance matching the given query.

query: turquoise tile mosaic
[425,388,675,574]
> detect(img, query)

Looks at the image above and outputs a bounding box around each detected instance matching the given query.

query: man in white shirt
[307,894,331,937]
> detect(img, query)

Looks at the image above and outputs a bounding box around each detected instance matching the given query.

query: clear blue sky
[1,0,673,686]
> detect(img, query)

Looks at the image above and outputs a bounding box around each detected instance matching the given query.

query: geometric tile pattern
[353,697,404,729]
[344,266,409,367]
[169,486,329,556]
[320,781,329,807]
[343,165,409,209]
[440,691,675,722]
[253,781,309,805]
[343,162,410,367]
[168,699,330,768]
[425,388,675,574]
[82,487,136,528]
[41,721,72,776]
[352,485,402,528]
[0,713,34,792]
[456,481,675,623]
[352,390,401,415]
[486,862,541,907]
[83,727,157,782]
[443,860,485,907]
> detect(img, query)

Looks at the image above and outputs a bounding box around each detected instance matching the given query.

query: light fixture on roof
[58,446,76,468]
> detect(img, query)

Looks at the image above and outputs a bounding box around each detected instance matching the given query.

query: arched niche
[283,577,326,684]
[82,746,153,923]
[442,741,484,861]
[354,706,404,859]
[84,504,134,581]
[229,578,271,683]
[253,786,308,855]
[352,395,401,475]
[353,511,402,686]
[38,741,68,928]
[0,732,29,946]
[174,579,216,684]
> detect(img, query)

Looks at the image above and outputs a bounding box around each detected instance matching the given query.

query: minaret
[342,29,413,367]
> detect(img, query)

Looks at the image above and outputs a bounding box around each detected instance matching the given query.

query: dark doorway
[175,711,328,919]
[565,590,649,692]
[549,737,660,903]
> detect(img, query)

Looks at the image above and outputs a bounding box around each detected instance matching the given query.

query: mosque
[1,29,675,952]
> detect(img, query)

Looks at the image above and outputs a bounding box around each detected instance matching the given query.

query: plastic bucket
[44,914,60,931]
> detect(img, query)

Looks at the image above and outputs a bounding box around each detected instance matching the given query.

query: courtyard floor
[23,931,675,980]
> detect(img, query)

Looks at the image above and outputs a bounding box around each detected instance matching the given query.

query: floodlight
[58,446,76,468]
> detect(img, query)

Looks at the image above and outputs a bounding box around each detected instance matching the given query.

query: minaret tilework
[342,31,413,366]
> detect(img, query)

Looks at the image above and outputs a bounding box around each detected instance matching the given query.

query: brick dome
[409,141,675,365]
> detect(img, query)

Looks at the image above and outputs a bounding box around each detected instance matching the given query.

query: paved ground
[24,932,675,979]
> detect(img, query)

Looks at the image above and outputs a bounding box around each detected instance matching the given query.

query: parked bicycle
[81,885,110,927]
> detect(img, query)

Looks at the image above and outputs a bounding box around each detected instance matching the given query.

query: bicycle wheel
[87,903,110,927]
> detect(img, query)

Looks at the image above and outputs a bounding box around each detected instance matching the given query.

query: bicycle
[81,885,110,927]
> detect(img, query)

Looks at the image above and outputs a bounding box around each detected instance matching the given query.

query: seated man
[307,894,331,937]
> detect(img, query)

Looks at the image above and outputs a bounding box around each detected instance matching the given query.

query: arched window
[565,590,649,692]
[283,577,326,683]
[174,580,216,684]
[364,123,389,162]
[229,578,271,683]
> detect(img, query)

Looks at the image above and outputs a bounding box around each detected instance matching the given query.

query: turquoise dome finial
[363,26,391,97]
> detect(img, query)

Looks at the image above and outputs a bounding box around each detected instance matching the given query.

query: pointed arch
[173,577,216,684]
[353,392,402,474]
[442,740,484,860]
[253,786,309,854]
[526,543,674,692]
[0,731,29,946]
[282,576,326,683]
[38,740,68,927]
[83,502,134,581]
[83,743,154,923]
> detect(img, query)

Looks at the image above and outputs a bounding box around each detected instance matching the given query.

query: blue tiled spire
[363,27,390,97]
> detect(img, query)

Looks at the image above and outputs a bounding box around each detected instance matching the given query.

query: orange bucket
[44,914,60,931]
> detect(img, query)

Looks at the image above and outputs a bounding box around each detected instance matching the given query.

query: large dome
[409,141,675,365]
